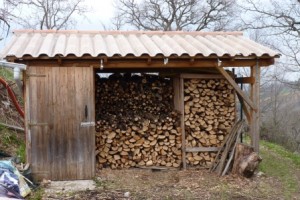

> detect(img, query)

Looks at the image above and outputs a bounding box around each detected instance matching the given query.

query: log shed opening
[94,71,182,169]
[0,30,280,180]
[94,70,237,170]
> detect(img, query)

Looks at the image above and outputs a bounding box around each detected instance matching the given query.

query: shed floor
[37,167,300,199]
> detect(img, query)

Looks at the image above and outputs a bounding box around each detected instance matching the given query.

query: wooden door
[25,66,95,180]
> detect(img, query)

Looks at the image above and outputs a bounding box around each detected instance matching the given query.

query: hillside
[0,68,25,158]
[260,81,300,153]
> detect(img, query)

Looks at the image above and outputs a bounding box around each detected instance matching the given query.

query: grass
[261,140,300,167]
[0,125,26,162]
[17,142,26,163]
[259,139,300,199]
[26,188,44,200]
[0,126,20,146]
[0,67,14,81]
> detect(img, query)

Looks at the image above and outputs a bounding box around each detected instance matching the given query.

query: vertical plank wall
[26,66,95,180]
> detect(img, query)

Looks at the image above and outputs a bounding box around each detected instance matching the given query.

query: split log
[232,143,262,178]
[95,73,181,169]
[184,78,236,167]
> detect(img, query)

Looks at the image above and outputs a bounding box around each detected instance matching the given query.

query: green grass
[0,128,22,146]
[26,188,44,200]
[0,125,26,162]
[259,140,300,199]
[17,142,26,163]
[261,140,300,167]
[0,67,14,81]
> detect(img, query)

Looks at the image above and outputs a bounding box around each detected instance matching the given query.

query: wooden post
[173,76,186,169]
[24,68,31,164]
[250,62,260,152]
[179,77,187,169]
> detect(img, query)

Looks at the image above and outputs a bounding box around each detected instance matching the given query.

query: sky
[78,0,115,30]
[0,0,116,48]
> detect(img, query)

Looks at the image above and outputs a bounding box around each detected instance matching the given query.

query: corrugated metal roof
[0,30,280,59]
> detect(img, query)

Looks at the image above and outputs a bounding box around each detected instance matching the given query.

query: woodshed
[0,30,279,181]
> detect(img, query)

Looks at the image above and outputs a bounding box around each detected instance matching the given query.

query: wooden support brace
[215,66,257,111]
[237,94,251,123]
[235,77,255,84]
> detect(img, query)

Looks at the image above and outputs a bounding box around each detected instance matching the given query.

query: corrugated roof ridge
[13,29,243,36]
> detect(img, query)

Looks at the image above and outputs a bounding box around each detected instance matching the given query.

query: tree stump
[232,143,262,178]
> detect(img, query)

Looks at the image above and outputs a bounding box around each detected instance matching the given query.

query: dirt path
[40,168,291,200]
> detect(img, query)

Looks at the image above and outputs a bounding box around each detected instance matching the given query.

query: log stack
[95,73,182,169]
[184,78,236,167]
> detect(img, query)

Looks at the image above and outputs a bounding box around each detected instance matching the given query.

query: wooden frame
[177,73,234,169]
[10,56,275,68]
[250,64,260,152]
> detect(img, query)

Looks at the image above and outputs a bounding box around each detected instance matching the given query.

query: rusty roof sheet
[0,30,280,59]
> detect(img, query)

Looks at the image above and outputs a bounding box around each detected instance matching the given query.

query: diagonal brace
[216,66,257,111]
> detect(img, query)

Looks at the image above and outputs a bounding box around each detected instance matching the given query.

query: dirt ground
[40,168,299,200]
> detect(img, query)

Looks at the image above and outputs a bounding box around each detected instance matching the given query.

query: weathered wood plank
[250,64,260,152]
[82,66,90,179]
[28,67,38,177]
[16,57,276,67]
[0,122,24,132]
[89,66,96,178]
[59,67,68,179]
[180,73,224,79]
[235,77,255,84]
[46,67,54,180]
[24,67,32,165]
[180,77,186,170]
[75,66,85,179]
[50,67,58,180]
[185,147,221,152]
[67,66,77,179]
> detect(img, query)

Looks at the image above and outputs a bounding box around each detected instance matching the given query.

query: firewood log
[95,73,181,169]
[184,78,236,167]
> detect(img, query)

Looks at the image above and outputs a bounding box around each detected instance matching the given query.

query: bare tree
[113,0,237,31]
[6,0,87,30]
[239,0,300,77]
[0,0,18,39]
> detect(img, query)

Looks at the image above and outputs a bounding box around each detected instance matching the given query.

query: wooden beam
[24,67,31,164]
[250,64,261,152]
[215,66,257,111]
[186,147,221,152]
[0,122,24,132]
[180,73,224,79]
[180,77,187,170]
[237,94,251,122]
[235,77,255,84]
[14,57,276,68]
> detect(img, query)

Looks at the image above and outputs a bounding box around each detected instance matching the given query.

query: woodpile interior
[95,73,182,169]
[95,72,236,170]
[184,78,236,167]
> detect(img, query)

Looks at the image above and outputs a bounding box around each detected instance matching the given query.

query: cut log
[184,78,236,167]
[232,143,262,178]
[95,73,182,169]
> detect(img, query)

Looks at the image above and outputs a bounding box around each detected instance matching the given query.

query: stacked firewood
[184,79,236,167]
[95,73,182,169]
